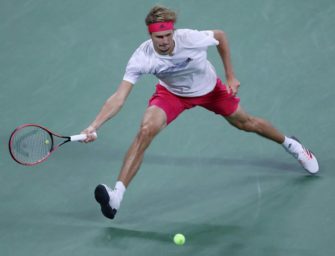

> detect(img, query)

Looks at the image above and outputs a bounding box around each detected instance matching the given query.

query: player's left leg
[225,105,284,143]
[225,106,319,174]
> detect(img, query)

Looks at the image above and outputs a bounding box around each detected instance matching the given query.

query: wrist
[89,123,99,131]
[225,73,235,81]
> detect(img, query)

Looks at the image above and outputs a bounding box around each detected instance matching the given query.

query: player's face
[150,30,175,55]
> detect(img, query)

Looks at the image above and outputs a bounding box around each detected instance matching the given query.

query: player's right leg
[117,105,168,186]
[95,105,167,219]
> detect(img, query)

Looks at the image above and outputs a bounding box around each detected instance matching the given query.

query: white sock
[107,181,126,210]
[114,181,126,201]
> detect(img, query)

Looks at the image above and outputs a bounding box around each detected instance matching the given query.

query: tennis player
[82,5,319,219]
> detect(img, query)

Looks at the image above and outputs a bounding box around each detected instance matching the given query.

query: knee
[138,121,161,142]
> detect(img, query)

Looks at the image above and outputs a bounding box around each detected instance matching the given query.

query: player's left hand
[226,77,240,96]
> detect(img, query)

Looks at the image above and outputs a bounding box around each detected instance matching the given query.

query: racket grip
[70,132,97,142]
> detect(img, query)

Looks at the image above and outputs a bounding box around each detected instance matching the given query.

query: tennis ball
[173,233,185,245]
[45,139,50,145]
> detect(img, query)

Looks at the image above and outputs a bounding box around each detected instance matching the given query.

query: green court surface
[1,0,335,255]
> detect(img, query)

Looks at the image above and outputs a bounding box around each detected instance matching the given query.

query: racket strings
[10,127,52,164]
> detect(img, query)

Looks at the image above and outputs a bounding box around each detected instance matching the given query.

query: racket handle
[70,132,97,142]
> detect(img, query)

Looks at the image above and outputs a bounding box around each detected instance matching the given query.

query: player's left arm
[213,30,240,95]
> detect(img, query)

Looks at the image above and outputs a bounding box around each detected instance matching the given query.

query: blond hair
[145,5,177,25]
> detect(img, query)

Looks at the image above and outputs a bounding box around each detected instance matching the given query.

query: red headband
[148,21,174,33]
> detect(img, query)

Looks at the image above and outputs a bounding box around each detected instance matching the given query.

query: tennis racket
[8,123,97,166]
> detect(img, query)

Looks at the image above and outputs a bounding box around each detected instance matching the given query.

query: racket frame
[8,123,87,166]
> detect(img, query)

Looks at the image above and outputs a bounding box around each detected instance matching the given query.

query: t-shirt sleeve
[201,30,217,41]
[179,29,219,48]
[123,50,144,85]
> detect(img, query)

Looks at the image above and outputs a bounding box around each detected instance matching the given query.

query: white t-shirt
[123,29,219,97]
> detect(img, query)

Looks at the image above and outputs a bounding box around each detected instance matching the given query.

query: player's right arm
[82,80,133,142]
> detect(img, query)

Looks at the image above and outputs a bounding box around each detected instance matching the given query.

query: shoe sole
[94,184,117,219]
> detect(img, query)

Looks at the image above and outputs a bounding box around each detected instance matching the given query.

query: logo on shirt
[156,58,193,74]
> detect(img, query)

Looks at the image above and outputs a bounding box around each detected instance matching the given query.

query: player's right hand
[81,126,98,143]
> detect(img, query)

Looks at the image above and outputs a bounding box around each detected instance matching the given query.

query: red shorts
[148,78,240,125]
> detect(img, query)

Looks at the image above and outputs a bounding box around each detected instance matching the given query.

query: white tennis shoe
[94,184,120,219]
[286,136,319,174]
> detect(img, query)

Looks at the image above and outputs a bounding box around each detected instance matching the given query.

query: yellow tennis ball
[45,139,50,145]
[173,233,185,245]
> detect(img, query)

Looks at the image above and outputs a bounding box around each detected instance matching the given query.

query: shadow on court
[96,223,242,248]
[104,149,301,172]
[93,172,320,255]
[145,154,299,171]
